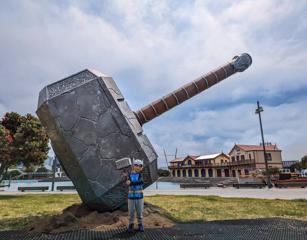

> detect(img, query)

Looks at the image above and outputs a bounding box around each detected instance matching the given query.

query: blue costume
[128,172,144,199]
[127,171,144,231]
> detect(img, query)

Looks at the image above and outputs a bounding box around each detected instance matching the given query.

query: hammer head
[36,69,158,211]
[115,157,132,170]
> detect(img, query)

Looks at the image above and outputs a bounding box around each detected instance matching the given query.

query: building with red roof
[168,143,283,178]
[228,143,283,177]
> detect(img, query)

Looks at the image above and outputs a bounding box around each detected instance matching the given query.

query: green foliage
[36,166,50,173]
[36,167,51,172]
[0,125,13,175]
[2,169,23,179]
[14,114,49,167]
[24,165,36,173]
[0,112,49,179]
[292,155,307,171]
[262,167,279,176]
[9,169,23,179]
[158,168,170,177]
[1,112,22,134]
[301,155,307,168]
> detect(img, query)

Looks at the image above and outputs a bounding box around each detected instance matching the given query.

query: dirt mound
[28,203,174,233]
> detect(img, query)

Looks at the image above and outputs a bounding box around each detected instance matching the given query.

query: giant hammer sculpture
[37,53,252,211]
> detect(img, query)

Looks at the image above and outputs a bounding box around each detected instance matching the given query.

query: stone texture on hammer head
[37,70,158,211]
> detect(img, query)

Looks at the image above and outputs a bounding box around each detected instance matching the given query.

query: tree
[292,155,307,171]
[2,169,23,180]
[1,112,22,134]
[14,114,49,167]
[262,167,279,176]
[0,125,13,179]
[157,168,170,177]
[301,155,307,168]
[36,166,50,173]
[0,112,49,180]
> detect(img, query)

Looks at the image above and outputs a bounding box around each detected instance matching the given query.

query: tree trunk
[0,163,8,182]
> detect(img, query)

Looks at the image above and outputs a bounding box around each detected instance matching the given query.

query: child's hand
[126,180,131,185]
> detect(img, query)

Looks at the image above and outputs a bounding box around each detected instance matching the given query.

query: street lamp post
[51,157,56,191]
[255,101,272,188]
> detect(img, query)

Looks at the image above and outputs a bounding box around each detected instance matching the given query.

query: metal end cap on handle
[232,53,252,72]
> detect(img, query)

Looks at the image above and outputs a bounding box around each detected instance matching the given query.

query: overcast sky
[0,0,306,167]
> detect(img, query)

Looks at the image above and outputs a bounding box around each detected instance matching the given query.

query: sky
[0,0,306,167]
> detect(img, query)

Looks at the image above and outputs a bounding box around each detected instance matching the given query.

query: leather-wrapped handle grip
[135,53,252,125]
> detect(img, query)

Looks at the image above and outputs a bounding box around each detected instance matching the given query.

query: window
[244,169,249,175]
[188,169,192,177]
[241,155,245,161]
[265,153,272,161]
[221,160,224,163]
[238,169,241,176]
[188,160,192,165]
[177,170,181,177]
[236,155,240,161]
[194,169,199,177]
[182,170,186,177]
[249,154,252,159]
[232,157,235,162]
[201,169,206,177]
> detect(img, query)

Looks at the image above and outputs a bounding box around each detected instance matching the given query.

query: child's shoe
[138,223,144,232]
[127,223,134,232]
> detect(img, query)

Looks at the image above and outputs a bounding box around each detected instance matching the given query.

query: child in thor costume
[126,159,145,232]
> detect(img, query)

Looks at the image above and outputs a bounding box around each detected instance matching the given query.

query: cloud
[0,0,306,166]
[146,99,307,167]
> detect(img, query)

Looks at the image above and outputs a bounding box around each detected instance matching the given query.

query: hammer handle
[135,63,234,125]
[135,53,252,125]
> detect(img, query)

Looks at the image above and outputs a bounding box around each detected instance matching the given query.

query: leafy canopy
[0,112,49,179]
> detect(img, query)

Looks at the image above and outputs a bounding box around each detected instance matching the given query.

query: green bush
[158,169,170,177]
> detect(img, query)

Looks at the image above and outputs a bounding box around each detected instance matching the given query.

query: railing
[169,159,256,169]
[229,159,255,166]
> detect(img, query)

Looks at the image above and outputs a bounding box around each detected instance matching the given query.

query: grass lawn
[0,194,306,231]
[146,195,307,222]
[0,194,81,231]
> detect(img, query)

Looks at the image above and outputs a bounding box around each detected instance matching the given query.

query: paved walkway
[0,218,306,240]
[144,187,307,200]
[1,188,307,199]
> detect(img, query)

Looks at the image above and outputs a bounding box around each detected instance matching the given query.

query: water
[1,180,74,192]
[1,180,180,191]
[146,181,180,190]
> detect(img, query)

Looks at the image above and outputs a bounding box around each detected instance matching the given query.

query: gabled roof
[185,155,199,160]
[196,153,229,160]
[170,157,185,163]
[169,155,199,163]
[229,144,281,154]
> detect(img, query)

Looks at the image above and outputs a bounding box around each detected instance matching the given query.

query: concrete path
[144,187,307,200]
[1,187,307,200]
